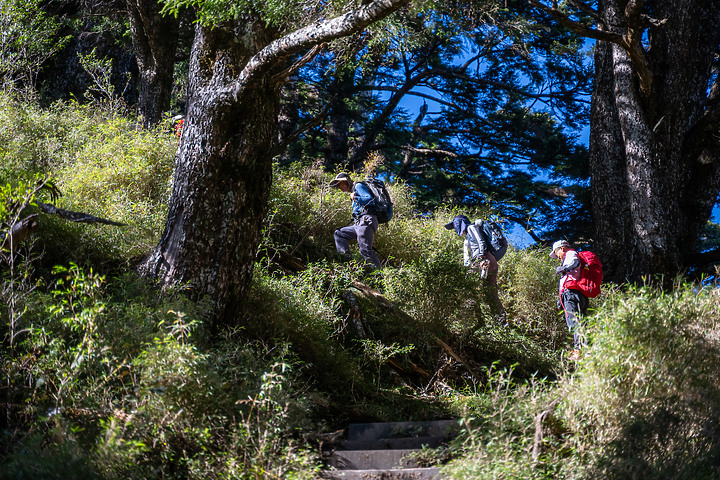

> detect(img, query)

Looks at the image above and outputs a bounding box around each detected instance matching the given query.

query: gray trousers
[334,214,381,268]
[561,289,589,350]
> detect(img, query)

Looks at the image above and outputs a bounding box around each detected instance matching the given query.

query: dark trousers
[334,214,381,268]
[561,289,589,350]
[469,251,504,317]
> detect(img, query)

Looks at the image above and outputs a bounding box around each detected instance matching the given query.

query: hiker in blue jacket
[330,172,382,269]
[445,214,506,321]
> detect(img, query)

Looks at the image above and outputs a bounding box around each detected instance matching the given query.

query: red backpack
[564,250,603,298]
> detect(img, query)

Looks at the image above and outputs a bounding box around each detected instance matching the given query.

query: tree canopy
[279,1,593,240]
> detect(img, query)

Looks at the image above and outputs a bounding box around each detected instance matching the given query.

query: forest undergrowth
[2,94,720,479]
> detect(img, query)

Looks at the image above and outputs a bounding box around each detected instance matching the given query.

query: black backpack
[360,178,394,224]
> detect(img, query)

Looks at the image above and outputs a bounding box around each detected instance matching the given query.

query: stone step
[319,420,458,480]
[348,420,458,442]
[318,467,442,480]
[328,448,424,470]
[337,436,448,451]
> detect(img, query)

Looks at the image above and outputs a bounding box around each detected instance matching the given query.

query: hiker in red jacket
[550,239,589,361]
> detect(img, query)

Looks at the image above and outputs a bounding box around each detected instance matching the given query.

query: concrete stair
[319,420,458,479]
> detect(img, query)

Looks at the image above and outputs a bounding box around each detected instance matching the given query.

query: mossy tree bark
[140,0,412,325]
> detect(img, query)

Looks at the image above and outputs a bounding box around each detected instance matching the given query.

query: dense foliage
[2,97,720,478]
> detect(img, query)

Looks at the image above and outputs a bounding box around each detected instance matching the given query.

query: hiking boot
[568,349,581,361]
[362,263,378,275]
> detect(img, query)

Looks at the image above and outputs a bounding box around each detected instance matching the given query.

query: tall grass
[559,283,720,479]
[7,99,717,480]
[0,92,175,265]
[442,282,720,479]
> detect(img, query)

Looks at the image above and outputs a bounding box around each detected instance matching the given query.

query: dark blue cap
[444,215,471,235]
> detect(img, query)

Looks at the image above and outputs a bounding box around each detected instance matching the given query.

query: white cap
[549,240,570,258]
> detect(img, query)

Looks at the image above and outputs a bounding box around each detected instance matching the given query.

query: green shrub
[441,364,561,480]
[0,93,175,265]
[501,246,567,348]
[379,248,484,333]
[0,92,58,182]
[3,265,322,480]
[553,283,720,479]
[266,162,348,259]
[243,263,370,398]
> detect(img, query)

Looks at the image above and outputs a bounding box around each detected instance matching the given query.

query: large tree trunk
[590,0,720,282]
[140,21,278,322]
[140,0,412,325]
[126,0,179,127]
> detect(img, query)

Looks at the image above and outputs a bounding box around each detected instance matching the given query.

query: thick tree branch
[398,145,460,158]
[527,0,624,44]
[436,68,591,102]
[350,68,437,166]
[1,214,40,254]
[1,202,124,259]
[372,143,537,166]
[229,0,413,102]
[622,0,654,96]
[270,43,325,85]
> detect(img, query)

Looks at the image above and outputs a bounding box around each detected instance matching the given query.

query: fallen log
[2,202,126,261]
[1,214,40,253]
[35,201,126,226]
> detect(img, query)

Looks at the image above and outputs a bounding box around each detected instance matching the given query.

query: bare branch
[271,99,335,157]
[270,43,325,85]
[527,0,654,95]
[363,85,462,110]
[400,146,460,158]
[566,0,599,20]
[527,0,624,44]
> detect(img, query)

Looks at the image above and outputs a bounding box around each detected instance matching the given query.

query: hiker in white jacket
[445,215,506,322]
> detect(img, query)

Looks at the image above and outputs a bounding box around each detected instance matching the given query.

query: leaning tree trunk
[590,0,720,282]
[126,0,179,128]
[140,21,279,322]
[140,0,412,325]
